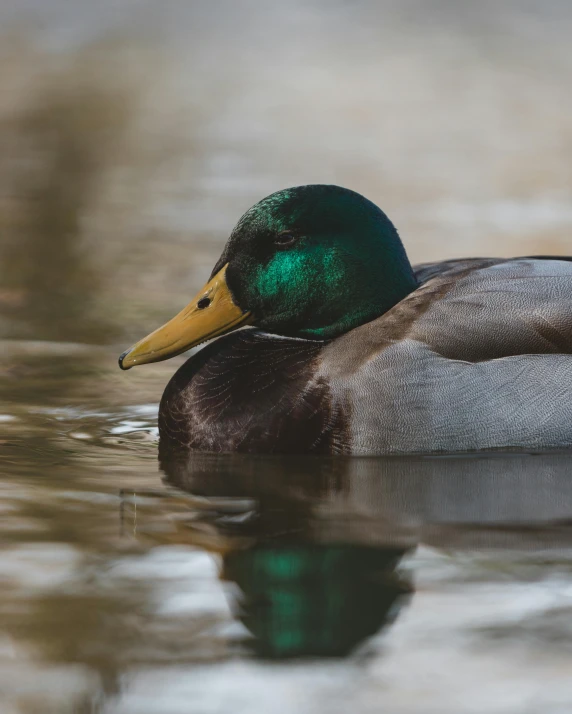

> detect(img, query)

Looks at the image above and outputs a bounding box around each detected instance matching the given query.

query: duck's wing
[320,258,572,453]
[412,257,504,284]
[327,257,572,369]
[407,257,572,361]
[413,255,572,285]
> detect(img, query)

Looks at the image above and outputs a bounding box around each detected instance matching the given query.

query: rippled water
[2,341,572,714]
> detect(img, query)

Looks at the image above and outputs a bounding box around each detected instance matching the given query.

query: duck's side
[322,256,572,454]
[159,257,572,455]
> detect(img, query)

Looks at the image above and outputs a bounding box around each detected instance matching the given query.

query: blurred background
[2,0,572,348]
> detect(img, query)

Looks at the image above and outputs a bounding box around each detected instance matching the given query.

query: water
[2,342,572,714]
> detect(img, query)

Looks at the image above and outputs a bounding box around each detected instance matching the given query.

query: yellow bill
[119,264,251,370]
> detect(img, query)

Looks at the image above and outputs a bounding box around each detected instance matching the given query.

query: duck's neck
[304,279,417,340]
[296,251,419,341]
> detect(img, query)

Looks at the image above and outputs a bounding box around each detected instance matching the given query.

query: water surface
[2,342,572,714]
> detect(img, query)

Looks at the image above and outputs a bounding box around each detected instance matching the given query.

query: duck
[119,184,572,455]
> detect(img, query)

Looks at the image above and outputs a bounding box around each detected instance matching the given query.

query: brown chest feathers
[159,330,350,455]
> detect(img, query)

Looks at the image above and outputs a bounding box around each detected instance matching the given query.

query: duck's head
[119,185,417,369]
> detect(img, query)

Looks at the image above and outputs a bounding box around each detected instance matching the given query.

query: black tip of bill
[118,350,131,370]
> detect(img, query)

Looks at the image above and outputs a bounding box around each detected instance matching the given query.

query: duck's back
[321,257,572,453]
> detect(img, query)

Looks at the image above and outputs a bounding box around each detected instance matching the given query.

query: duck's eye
[197,297,211,310]
[274,231,298,248]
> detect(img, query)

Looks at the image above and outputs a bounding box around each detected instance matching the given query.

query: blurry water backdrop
[2,2,572,713]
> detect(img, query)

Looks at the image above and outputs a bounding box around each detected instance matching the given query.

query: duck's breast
[159,329,350,454]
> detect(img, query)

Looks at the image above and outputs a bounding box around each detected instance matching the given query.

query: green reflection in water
[161,451,413,660]
[224,544,410,659]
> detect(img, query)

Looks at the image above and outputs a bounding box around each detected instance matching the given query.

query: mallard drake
[119,184,572,455]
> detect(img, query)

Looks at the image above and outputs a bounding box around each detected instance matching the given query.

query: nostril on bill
[197,297,211,310]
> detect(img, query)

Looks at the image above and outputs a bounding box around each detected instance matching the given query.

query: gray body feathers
[320,258,572,453]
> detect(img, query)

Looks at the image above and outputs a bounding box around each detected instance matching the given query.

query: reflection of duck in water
[160,452,413,659]
[121,184,572,455]
[151,451,572,658]
[223,545,408,659]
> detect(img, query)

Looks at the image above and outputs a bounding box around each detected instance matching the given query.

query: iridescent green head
[119,185,419,369]
[215,184,417,340]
